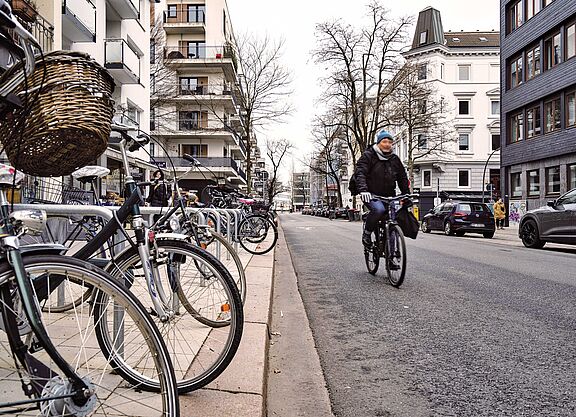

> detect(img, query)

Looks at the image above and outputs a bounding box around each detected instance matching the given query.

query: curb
[179,241,276,416]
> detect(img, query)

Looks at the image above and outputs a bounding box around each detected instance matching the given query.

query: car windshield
[557,189,576,205]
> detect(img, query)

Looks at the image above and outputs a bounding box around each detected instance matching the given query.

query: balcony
[230,136,247,158]
[150,156,247,183]
[105,39,140,84]
[62,0,96,42]
[164,44,238,79]
[161,83,238,109]
[107,0,139,20]
[13,10,54,52]
[163,9,205,34]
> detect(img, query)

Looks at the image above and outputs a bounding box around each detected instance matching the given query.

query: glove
[360,192,372,203]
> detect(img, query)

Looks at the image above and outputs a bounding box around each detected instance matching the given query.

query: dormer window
[419,31,427,45]
[479,37,488,42]
[453,37,460,43]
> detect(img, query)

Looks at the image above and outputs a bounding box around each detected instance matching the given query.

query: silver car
[519,188,576,248]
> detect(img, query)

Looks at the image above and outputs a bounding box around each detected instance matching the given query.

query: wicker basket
[0,51,115,177]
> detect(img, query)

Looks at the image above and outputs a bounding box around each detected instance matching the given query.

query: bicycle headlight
[169,215,180,232]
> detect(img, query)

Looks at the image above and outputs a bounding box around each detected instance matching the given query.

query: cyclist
[356,130,410,252]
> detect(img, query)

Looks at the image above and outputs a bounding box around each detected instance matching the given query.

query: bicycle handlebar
[371,194,419,202]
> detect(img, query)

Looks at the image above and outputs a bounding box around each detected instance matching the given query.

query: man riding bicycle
[356,130,410,249]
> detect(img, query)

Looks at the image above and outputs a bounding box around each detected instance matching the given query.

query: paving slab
[179,388,263,417]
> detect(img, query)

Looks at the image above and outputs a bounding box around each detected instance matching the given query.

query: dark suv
[421,201,495,238]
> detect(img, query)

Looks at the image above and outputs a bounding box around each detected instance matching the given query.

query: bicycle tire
[364,244,379,275]
[102,239,243,393]
[386,224,407,287]
[0,255,179,416]
[238,215,278,255]
[192,229,246,304]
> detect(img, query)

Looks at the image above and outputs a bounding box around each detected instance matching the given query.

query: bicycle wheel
[386,224,407,287]
[0,255,179,416]
[21,214,104,313]
[188,228,246,304]
[102,239,243,393]
[364,241,379,275]
[238,215,278,255]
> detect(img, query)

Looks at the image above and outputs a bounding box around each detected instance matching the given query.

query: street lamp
[482,147,500,203]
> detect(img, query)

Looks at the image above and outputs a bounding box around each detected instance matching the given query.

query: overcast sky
[226,0,500,181]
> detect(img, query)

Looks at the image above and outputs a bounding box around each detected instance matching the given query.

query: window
[149,142,155,157]
[544,32,561,70]
[510,55,523,88]
[418,100,427,114]
[557,189,576,205]
[566,91,576,127]
[511,172,522,197]
[526,0,542,19]
[187,5,205,23]
[567,24,576,60]
[528,169,540,196]
[179,111,199,130]
[544,97,561,133]
[423,170,431,187]
[546,166,561,194]
[150,40,155,64]
[182,41,206,59]
[510,112,524,142]
[418,64,427,80]
[491,100,500,116]
[223,10,227,37]
[569,164,576,190]
[167,4,177,18]
[179,77,202,95]
[526,45,541,80]
[458,170,470,188]
[419,31,427,45]
[440,63,444,80]
[458,65,470,81]
[526,106,542,138]
[459,133,470,151]
[150,73,156,94]
[508,0,523,32]
[181,144,208,157]
[458,100,470,115]
[150,108,155,131]
[492,134,501,151]
[417,134,428,149]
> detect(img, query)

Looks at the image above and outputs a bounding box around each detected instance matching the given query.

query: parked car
[421,201,495,238]
[519,188,576,249]
[335,207,348,219]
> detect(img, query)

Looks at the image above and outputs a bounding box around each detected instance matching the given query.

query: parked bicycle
[363,194,418,287]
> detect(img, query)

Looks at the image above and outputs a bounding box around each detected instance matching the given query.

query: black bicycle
[363,194,417,287]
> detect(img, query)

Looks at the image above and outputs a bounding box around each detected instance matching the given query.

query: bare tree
[384,62,456,191]
[236,34,294,193]
[307,115,348,207]
[266,138,293,203]
[313,1,412,163]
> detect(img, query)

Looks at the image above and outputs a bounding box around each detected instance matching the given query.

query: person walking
[493,198,506,230]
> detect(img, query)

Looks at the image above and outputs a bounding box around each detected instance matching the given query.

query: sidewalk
[468,226,576,252]
[179,239,276,416]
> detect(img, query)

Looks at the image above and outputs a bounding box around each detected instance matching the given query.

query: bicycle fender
[154,232,189,241]
[0,243,68,259]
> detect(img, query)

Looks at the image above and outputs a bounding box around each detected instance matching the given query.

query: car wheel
[444,221,453,236]
[483,231,494,239]
[421,220,431,233]
[520,219,545,249]
[455,231,465,237]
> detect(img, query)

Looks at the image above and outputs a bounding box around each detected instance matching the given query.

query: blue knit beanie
[375,130,394,144]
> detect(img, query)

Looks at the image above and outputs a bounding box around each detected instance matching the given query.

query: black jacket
[146,181,171,207]
[355,147,410,197]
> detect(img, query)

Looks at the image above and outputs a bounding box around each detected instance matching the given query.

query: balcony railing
[150,156,245,177]
[164,9,205,24]
[164,45,238,72]
[105,39,140,84]
[14,11,54,52]
[62,0,96,41]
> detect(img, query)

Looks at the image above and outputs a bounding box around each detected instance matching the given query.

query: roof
[444,32,500,48]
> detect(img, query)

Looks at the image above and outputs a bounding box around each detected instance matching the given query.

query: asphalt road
[280,213,576,417]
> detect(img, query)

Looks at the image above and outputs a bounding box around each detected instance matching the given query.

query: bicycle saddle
[0,163,24,185]
[72,166,110,183]
[238,198,254,205]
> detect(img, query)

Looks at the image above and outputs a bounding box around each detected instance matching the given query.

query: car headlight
[169,215,180,232]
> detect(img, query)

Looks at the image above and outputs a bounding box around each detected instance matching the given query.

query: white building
[150,0,247,196]
[397,7,501,211]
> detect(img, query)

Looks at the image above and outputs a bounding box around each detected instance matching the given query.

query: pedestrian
[493,198,506,230]
[146,169,171,207]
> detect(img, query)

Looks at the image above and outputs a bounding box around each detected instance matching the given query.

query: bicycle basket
[20,175,94,204]
[0,51,115,177]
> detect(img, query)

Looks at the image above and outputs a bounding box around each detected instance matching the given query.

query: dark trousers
[364,200,387,232]
[496,218,505,228]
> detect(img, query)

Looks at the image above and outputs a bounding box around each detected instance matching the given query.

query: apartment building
[9,0,152,198]
[291,171,310,210]
[501,0,576,211]
[150,0,247,195]
[396,7,501,212]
